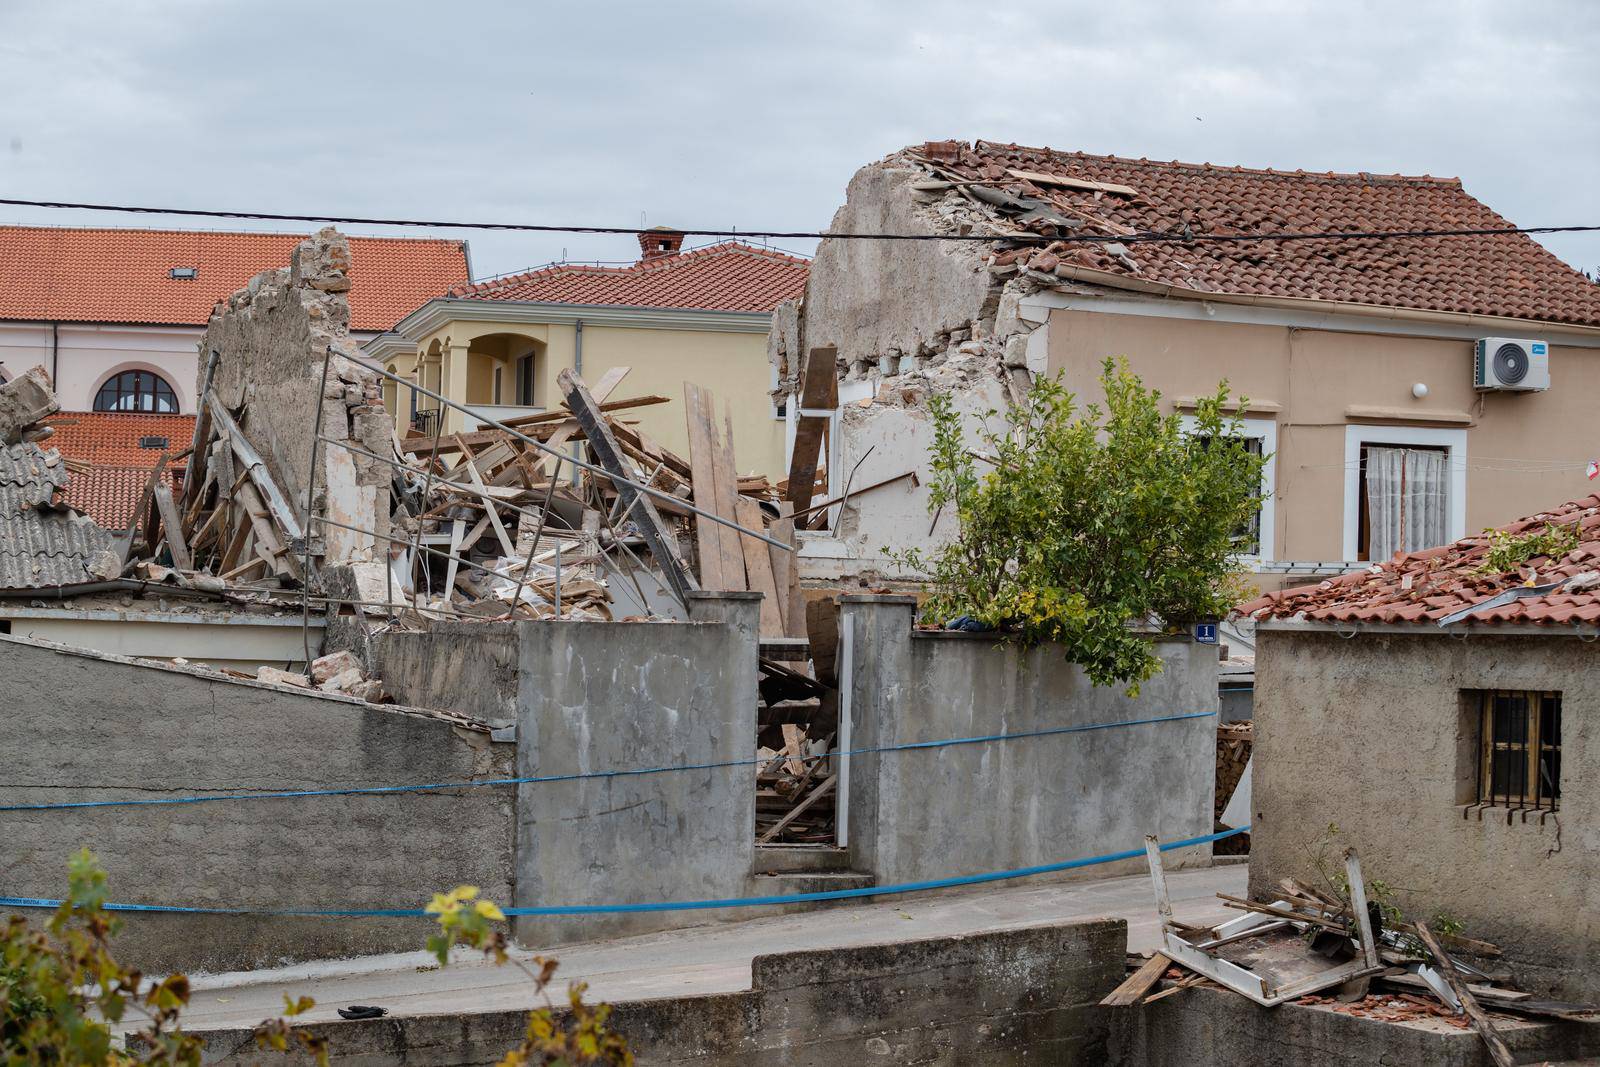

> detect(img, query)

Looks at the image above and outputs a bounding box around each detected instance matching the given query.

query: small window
[1359,444,1447,561]
[168,267,198,280]
[94,370,178,413]
[138,435,170,450]
[1475,690,1561,811]
[1192,434,1266,556]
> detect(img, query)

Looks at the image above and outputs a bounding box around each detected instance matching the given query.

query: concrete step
[751,870,877,915]
[754,845,854,874]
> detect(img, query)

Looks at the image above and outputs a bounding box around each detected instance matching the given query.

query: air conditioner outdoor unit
[1474,337,1550,391]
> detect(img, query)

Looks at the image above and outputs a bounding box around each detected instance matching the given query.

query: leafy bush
[1476,521,1579,576]
[891,359,1266,690]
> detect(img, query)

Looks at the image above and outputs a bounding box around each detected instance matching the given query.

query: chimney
[637,226,685,262]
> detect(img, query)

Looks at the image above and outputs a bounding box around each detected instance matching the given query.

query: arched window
[94,370,178,413]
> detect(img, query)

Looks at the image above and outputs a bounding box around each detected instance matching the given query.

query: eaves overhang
[388,297,774,341]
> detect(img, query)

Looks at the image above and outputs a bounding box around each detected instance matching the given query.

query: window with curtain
[93,370,178,413]
[1360,445,1447,560]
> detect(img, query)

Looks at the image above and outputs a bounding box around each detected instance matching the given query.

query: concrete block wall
[840,595,1217,886]
[512,592,761,945]
[0,635,515,974]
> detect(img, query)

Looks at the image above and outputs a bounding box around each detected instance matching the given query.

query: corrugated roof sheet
[0,443,120,591]
[1236,494,1600,627]
[0,226,470,331]
[916,141,1600,328]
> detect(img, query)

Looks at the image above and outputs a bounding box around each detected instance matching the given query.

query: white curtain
[1366,446,1448,560]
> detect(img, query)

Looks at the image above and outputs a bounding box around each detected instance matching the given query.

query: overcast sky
[2,1,1596,281]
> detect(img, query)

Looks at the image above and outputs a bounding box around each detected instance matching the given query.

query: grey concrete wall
[0,635,515,974]
[841,596,1218,887]
[1109,983,1596,1067]
[372,622,522,727]
[512,592,760,945]
[184,917,1125,1065]
[1249,629,1600,1000]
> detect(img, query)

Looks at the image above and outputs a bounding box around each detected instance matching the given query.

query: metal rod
[346,351,789,551]
[553,541,562,615]
[508,475,562,614]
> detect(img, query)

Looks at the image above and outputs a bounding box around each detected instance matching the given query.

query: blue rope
[0,826,1247,918]
[0,709,1216,813]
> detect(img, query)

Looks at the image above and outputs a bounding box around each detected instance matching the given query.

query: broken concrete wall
[779,151,1062,583]
[513,592,760,945]
[0,366,60,444]
[201,227,395,572]
[842,595,1217,886]
[1250,629,1600,1001]
[372,621,522,728]
[184,918,1125,1065]
[0,634,514,974]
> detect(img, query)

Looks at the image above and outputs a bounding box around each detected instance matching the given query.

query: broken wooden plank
[1005,168,1139,198]
[559,368,697,604]
[442,518,466,605]
[458,438,517,558]
[757,774,837,845]
[152,484,192,572]
[785,345,837,514]
[205,393,303,542]
[1100,954,1174,1007]
[683,382,728,590]
[117,452,171,566]
[736,495,782,636]
[1415,921,1515,1067]
[767,501,793,631]
[710,400,747,591]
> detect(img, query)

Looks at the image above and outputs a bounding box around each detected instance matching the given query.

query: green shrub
[891,359,1266,691]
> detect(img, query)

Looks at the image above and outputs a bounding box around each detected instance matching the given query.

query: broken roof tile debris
[1236,494,1600,627]
[908,140,1600,327]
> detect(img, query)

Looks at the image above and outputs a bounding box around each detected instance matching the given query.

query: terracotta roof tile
[450,242,808,313]
[914,142,1600,328]
[1236,494,1600,628]
[41,411,195,528]
[0,226,470,331]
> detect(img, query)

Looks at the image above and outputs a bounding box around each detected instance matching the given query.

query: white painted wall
[0,323,380,413]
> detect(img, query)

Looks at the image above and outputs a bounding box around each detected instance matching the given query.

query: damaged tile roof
[911,140,1600,328]
[42,412,196,528]
[1236,495,1600,627]
[449,242,809,313]
[0,226,470,331]
[0,443,120,590]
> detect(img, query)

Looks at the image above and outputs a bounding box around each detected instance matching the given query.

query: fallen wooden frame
[1144,837,1382,1007]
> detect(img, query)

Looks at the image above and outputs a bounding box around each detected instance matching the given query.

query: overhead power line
[2,196,1599,247]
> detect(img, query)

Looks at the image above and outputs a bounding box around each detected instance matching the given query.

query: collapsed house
[771,140,1600,592]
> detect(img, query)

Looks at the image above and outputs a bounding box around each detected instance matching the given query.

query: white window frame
[1342,424,1466,562]
[1180,415,1277,565]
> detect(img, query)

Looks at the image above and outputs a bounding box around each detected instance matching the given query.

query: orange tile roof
[42,411,195,529]
[449,242,808,313]
[0,226,470,331]
[1236,494,1600,628]
[919,141,1600,328]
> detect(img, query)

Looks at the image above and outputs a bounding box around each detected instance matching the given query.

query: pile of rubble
[1108,842,1599,1065]
[256,649,387,702]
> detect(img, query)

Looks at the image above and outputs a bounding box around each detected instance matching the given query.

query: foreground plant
[892,358,1266,690]
[1,855,629,1067]
[0,849,202,1066]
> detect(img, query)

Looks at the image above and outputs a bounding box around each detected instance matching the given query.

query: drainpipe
[574,318,584,377]
[49,322,59,386]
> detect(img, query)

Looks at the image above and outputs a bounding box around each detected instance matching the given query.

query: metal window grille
[1478,690,1561,811]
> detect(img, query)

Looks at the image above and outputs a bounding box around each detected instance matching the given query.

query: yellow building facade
[364,237,808,478]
